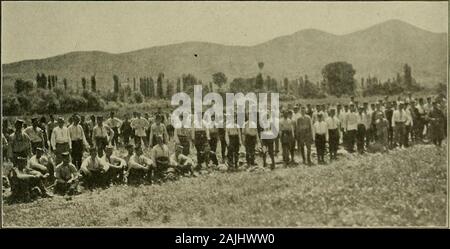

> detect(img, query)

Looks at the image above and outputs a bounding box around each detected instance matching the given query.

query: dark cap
[36,147,44,153]
[15,119,24,126]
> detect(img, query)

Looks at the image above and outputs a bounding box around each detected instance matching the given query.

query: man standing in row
[105,112,122,147]
[326,108,340,160]
[51,117,71,166]
[296,106,313,166]
[68,115,89,169]
[24,118,45,155]
[8,120,31,164]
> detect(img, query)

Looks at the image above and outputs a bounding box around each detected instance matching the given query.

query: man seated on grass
[54,152,80,196]
[102,145,126,185]
[80,147,109,189]
[28,147,55,181]
[8,156,52,202]
[170,145,194,177]
[127,145,153,185]
[151,135,171,183]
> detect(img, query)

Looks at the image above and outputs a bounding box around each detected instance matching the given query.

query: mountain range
[2,19,447,92]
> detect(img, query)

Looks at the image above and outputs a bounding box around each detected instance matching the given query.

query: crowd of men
[1,93,447,202]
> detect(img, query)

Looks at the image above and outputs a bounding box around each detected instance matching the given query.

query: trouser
[328,129,339,159]
[357,124,366,153]
[111,127,119,146]
[209,133,219,165]
[194,131,209,168]
[31,141,43,155]
[219,131,227,161]
[227,135,240,169]
[262,138,275,169]
[107,166,124,184]
[387,126,394,147]
[11,151,28,166]
[94,137,108,154]
[127,168,150,185]
[54,181,79,195]
[145,129,151,147]
[82,170,108,188]
[134,136,145,148]
[413,118,424,141]
[315,134,326,163]
[404,125,412,147]
[346,130,357,153]
[275,135,280,153]
[122,133,130,146]
[55,142,70,166]
[154,157,169,181]
[71,140,83,169]
[178,135,190,156]
[281,131,293,163]
[342,129,347,147]
[394,122,406,147]
[244,134,256,165]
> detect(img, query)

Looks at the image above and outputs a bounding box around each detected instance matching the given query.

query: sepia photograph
[1,1,448,231]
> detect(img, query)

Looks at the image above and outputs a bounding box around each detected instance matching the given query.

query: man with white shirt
[392,102,408,148]
[131,112,149,148]
[51,117,72,166]
[325,109,340,160]
[92,116,114,154]
[127,145,153,185]
[102,145,126,185]
[28,147,54,180]
[404,102,414,147]
[68,115,89,169]
[345,104,358,153]
[313,113,328,164]
[105,112,122,147]
[24,118,45,155]
[192,112,210,171]
[80,147,109,189]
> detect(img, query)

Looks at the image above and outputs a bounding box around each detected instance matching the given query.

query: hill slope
[2,19,447,92]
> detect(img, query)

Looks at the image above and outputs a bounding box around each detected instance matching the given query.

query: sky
[2,1,448,64]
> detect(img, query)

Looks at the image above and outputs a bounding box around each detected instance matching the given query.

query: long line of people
[2,94,447,203]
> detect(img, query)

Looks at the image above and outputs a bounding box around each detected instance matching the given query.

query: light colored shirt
[128,154,153,169]
[313,121,329,140]
[325,116,340,130]
[149,123,169,145]
[92,125,112,138]
[68,124,89,147]
[105,117,123,129]
[392,110,409,126]
[345,112,358,131]
[131,118,149,137]
[51,126,72,150]
[23,126,44,143]
[81,156,107,173]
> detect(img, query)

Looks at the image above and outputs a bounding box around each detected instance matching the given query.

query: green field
[2,144,447,227]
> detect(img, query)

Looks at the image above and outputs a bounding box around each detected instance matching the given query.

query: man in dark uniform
[192,113,210,171]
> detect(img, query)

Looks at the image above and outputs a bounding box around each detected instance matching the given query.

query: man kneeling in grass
[170,145,194,177]
[80,147,109,189]
[29,147,55,182]
[54,152,80,196]
[8,156,52,202]
[127,145,153,185]
[102,145,126,185]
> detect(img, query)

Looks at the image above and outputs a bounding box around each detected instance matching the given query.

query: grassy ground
[2,143,447,227]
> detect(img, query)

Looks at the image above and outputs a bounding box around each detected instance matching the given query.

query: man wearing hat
[105,112,123,147]
[296,106,314,166]
[128,145,153,185]
[131,112,149,148]
[356,105,368,154]
[8,156,52,202]
[170,145,194,176]
[68,114,89,169]
[279,110,295,167]
[28,147,54,178]
[24,117,45,155]
[344,104,358,153]
[312,112,328,164]
[392,102,408,148]
[325,108,340,160]
[102,145,126,185]
[54,152,80,196]
[51,117,72,166]
[151,134,171,183]
[80,147,109,189]
[7,119,32,164]
[92,115,114,154]
[149,114,169,147]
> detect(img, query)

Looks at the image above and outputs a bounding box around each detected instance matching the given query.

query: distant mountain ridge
[2,19,447,92]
